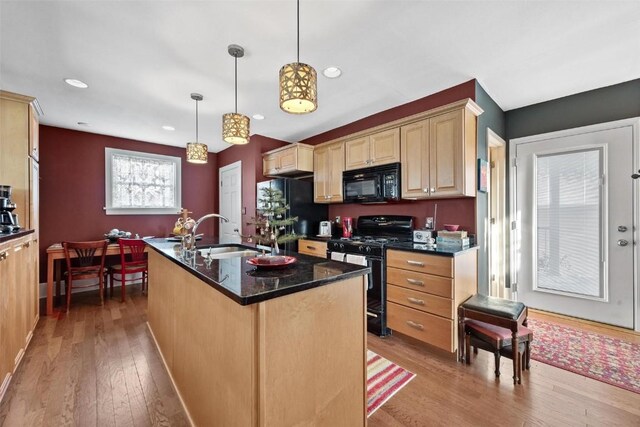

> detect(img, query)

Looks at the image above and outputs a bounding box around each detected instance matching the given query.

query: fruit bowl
[246,255,297,269]
[443,224,460,231]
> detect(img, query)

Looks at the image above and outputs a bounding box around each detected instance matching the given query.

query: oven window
[345,178,377,198]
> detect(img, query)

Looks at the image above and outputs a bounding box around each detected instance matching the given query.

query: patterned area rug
[367,350,416,417]
[528,318,640,393]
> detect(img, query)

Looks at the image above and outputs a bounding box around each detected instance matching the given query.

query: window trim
[105,147,182,215]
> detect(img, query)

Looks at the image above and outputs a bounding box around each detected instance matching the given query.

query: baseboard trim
[0,373,10,403]
[146,322,195,427]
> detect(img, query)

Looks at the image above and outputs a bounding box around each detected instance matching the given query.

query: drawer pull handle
[407,260,425,267]
[306,246,316,250]
[407,297,425,305]
[24,242,30,248]
[0,252,7,261]
[406,320,424,330]
[406,278,424,286]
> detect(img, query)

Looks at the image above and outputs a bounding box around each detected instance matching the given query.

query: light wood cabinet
[345,128,400,171]
[0,91,40,230]
[298,239,328,258]
[386,248,477,353]
[262,143,314,177]
[0,233,39,401]
[148,250,367,426]
[314,141,344,203]
[401,103,478,199]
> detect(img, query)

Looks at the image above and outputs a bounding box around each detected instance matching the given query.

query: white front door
[512,119,639,329]
[219,161,242,244]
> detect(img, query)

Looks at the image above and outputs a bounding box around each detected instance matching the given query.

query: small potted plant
[239,186,304,258]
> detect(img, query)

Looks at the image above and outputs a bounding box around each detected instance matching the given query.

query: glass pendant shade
[222,112,250,145]
[186,142,208,164]
[279,62,317,114]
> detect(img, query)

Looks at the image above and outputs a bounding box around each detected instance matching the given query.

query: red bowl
[443,224,460,231]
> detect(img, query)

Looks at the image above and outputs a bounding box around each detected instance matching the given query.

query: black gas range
[327,215,414,337]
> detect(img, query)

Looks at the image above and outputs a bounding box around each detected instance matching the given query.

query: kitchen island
[145,238,369,427]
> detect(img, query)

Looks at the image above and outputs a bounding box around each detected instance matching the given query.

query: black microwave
[343,163,401,203]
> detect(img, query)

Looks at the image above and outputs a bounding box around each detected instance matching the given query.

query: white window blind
[105,148,181,215]
[535,148,603,298]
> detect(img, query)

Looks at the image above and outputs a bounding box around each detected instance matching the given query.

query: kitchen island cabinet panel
[147,243,367,426]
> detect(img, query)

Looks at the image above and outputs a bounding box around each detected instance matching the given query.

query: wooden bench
[458,294,529,384]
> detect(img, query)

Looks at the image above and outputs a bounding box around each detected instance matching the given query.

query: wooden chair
[62,240,109,312]
[109,238,148,302]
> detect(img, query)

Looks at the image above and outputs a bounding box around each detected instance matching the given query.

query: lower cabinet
[0,233,39,401]
[297,239,327,258]
[386,248,477,353]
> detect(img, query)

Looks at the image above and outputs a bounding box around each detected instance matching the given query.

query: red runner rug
[367,350,415,417]
[527,318,640,393]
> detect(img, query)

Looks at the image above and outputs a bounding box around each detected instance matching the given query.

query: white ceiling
[1,1,639,153]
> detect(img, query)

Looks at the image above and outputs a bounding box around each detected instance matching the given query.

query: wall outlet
[425,217,434,229]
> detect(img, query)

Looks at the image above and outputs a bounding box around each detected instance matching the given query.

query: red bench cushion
[466,319,533,343]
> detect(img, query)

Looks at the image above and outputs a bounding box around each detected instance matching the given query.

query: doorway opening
[487,129,507,299]
[218,160,242,244]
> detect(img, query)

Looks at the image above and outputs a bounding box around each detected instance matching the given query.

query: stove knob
[366,246,372,253]
[358,246,363,252]
[339,243,344,250]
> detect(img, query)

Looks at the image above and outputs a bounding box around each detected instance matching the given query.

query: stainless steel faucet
[182,213,230,252]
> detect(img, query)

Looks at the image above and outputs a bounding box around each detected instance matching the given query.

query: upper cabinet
[401,101,480,199]
[314,141,344,203]
[344,128,400,171]
[0,91,40,231]
[262,143,313,177]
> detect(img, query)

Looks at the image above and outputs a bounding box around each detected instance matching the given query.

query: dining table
[45,241,149,316]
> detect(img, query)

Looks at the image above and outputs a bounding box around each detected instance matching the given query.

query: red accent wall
[217,135,288,237]
[38,125,218,280]
[301,80,478,233]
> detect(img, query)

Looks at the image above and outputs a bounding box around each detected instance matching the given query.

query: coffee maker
[0,185,20,233]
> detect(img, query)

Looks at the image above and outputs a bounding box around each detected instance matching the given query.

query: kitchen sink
[198,245,258,259]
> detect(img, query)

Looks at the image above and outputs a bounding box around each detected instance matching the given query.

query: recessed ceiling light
[77,121,91,126]
[64,78,89,88]
[252,114,265,120]
[322,67,342,79]
[162,125,175,131]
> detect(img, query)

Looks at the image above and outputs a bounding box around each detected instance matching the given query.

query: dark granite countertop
[300,235,333,243]
[0,229,34,244]
[145,237,370,306]
[386,241,478,257]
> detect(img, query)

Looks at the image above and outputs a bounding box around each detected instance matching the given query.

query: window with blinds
[534,147,605,299]
[105,148,181,215]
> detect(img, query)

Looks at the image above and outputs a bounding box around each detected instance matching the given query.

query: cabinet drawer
[387,302,454,352]
[387,250,453,278]
[386,267,453,298]
[298,240,327,258]
[387,284,453,319]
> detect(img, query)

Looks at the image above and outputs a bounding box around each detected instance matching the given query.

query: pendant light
[279,0,317,114]
[223,44,250,145]
[186,93,208,164]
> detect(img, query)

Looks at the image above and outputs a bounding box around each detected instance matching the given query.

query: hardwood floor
[0,287,189,427]
[1,289,639,426]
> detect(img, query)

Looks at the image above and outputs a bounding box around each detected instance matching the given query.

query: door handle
[617,239,629,247]
[618,225,628,232]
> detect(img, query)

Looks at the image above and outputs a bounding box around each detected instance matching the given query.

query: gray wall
[506,79,640,139]
[475,82,506,295]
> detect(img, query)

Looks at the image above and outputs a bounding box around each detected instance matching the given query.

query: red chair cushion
[465,319,532,343]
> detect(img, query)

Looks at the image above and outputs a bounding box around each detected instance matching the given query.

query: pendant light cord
[195,99,199,143]
[235,55,238,113]
[296,0,300,62]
